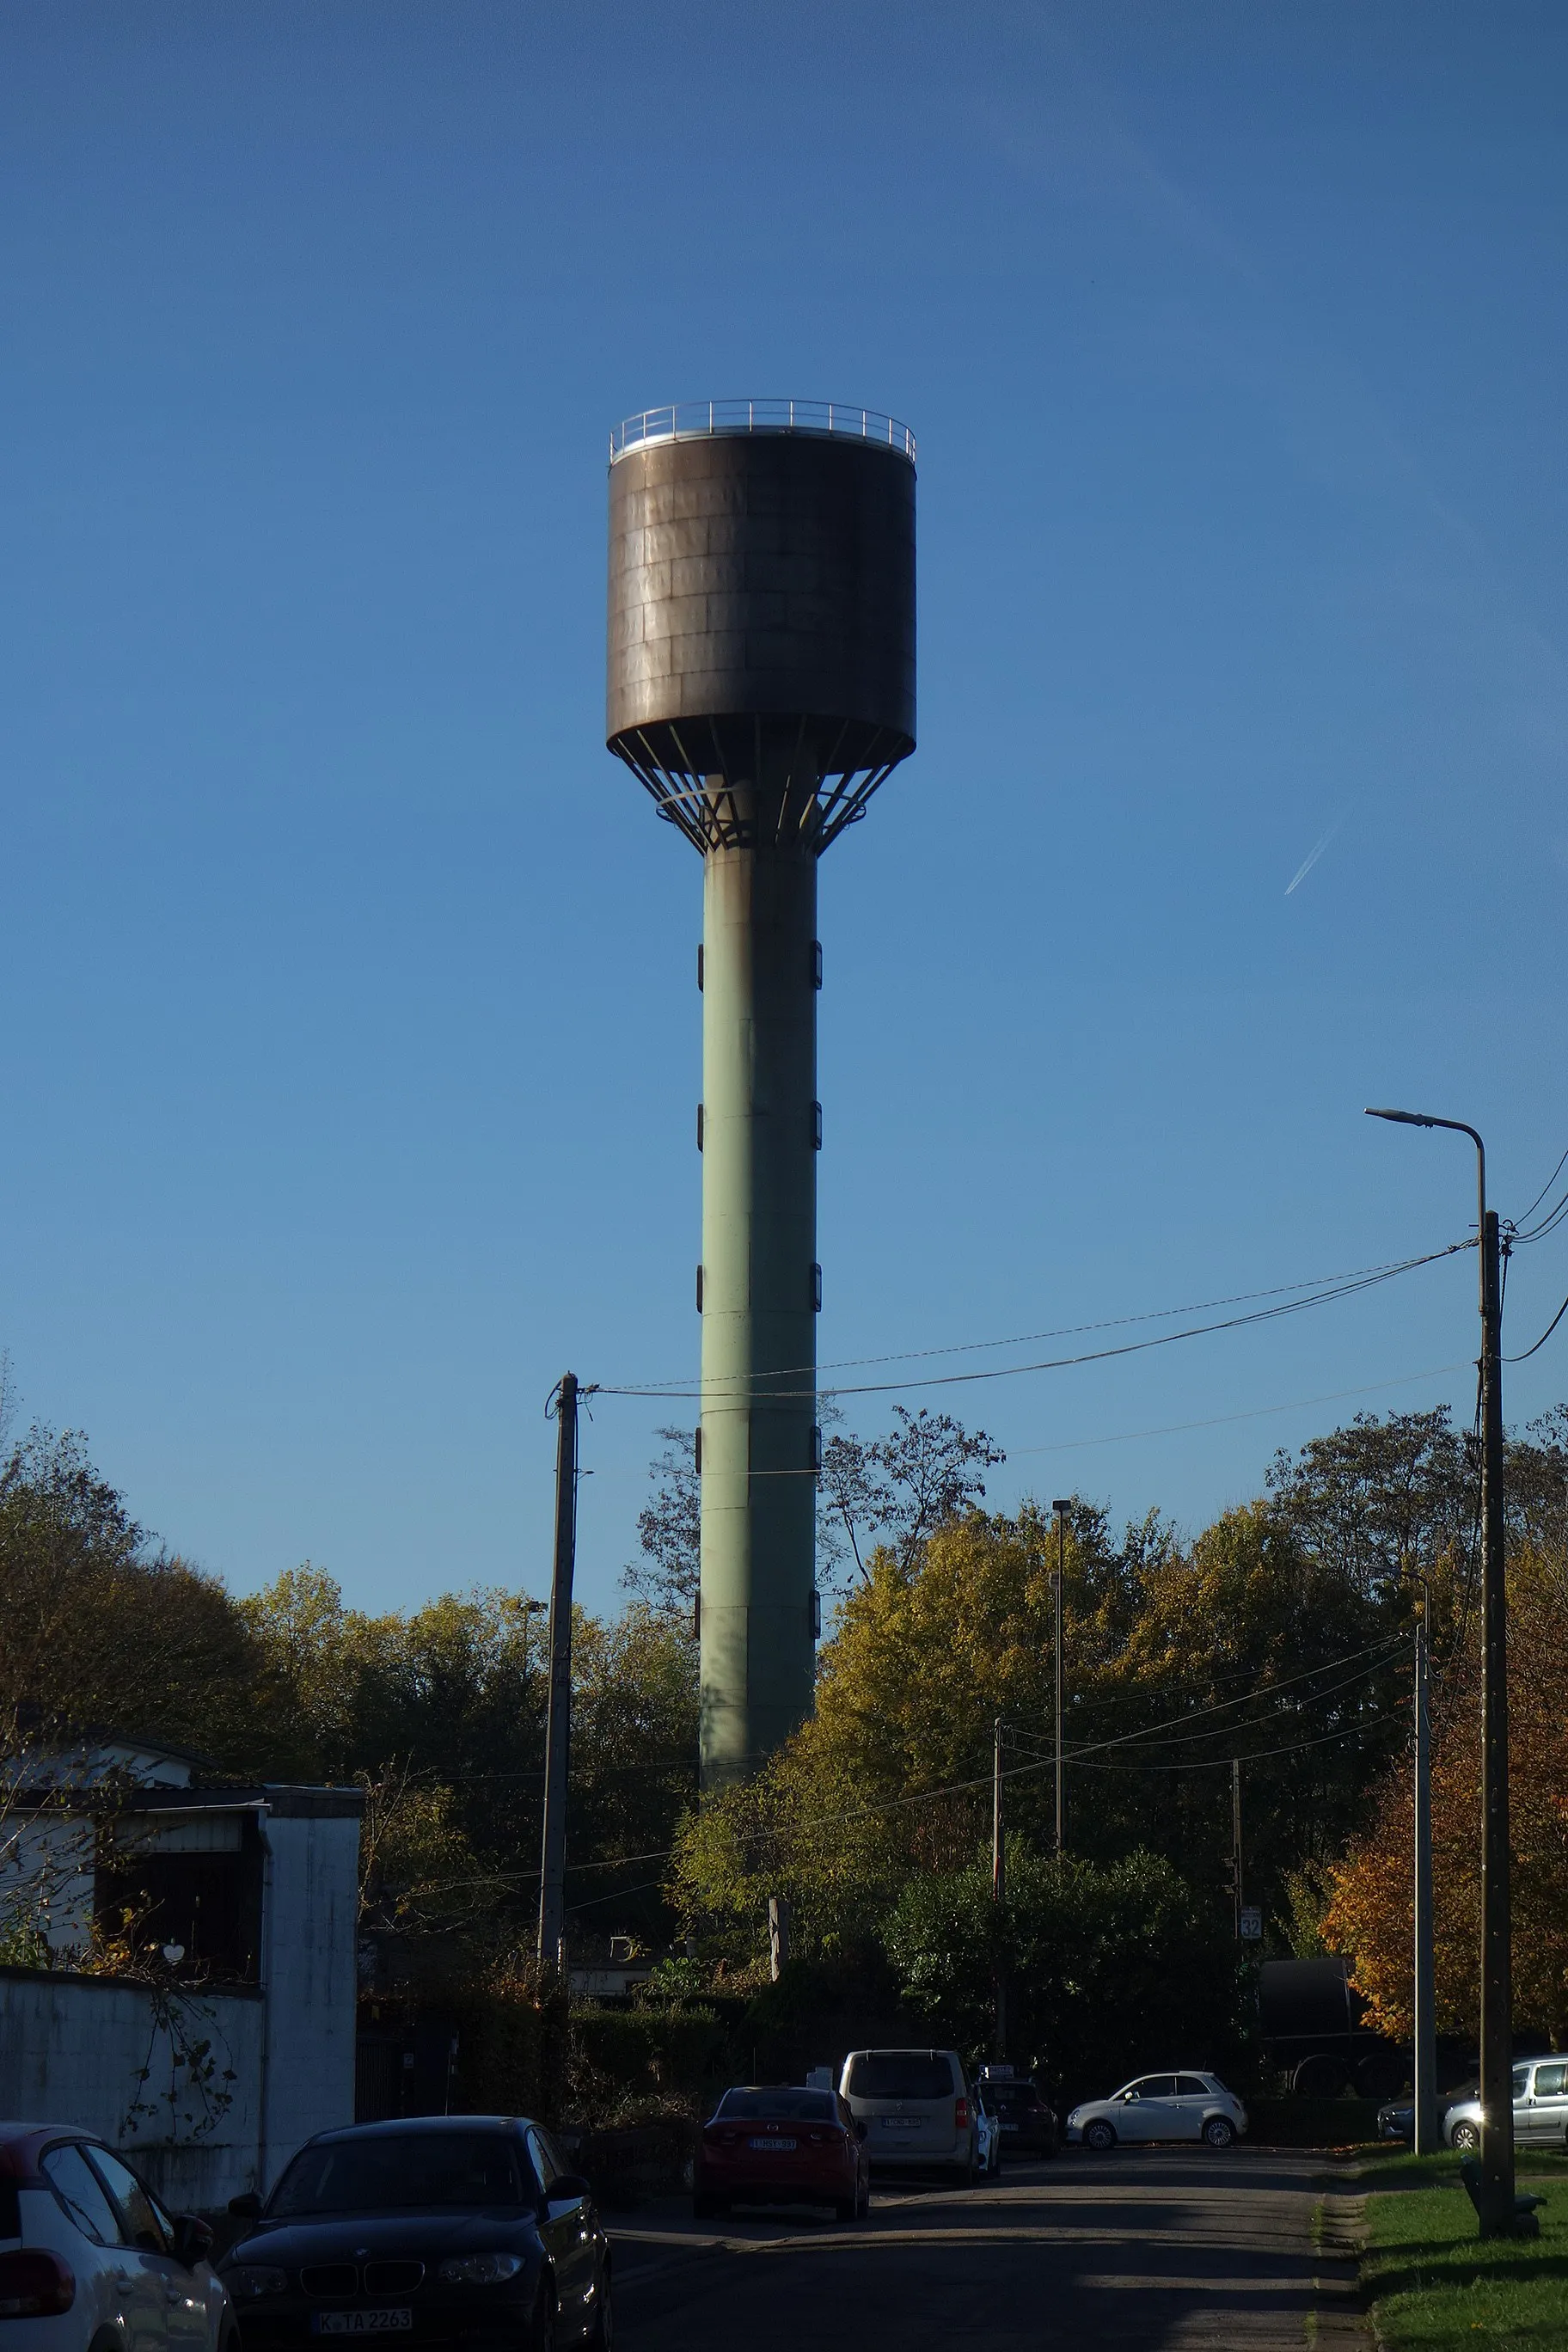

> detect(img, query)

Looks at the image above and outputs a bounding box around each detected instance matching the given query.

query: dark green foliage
[0,1424,269,1768]
[569,2002,728,2118]
[885,1847,1242,2108]
[450,1957,571,2126]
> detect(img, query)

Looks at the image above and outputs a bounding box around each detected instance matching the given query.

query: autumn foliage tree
[1324,1545,1568,2043]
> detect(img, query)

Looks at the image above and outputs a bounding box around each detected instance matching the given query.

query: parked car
[976,2069,1058,2159]
[1444,2061,1568,2154]
[972,2094,1001,2179]
[0,2121,231,2352]
[837,2049,978,2186]
[219,2115,609,2350]
[1066,2073,1248,2150]
[1375,2086,1474,2145]
[693,2087,869,2220]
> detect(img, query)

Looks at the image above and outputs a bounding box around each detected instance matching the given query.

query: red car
[694,2086,870,2221]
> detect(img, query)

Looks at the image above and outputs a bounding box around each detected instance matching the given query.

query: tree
[819,1406,1004,1581]
[621,1429,700,1621]
[0,1425,268,1769]
[1266,1408,1475,1602]
[885,1847,1240,2103]
[567,1607,699,1945]
[1323,1544,1568,2044]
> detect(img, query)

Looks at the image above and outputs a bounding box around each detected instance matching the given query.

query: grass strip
[1362,2153,1568,2345]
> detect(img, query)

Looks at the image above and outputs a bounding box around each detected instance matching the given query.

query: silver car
[838,2049,978,2186]
[1067,2071,1248,2149]
[1447,2060,1568,2153]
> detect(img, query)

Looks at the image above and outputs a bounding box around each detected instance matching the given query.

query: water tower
[607,399,916,1785]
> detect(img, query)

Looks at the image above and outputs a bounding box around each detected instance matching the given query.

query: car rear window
[845,2054,955,2102]
[1175,2077,1210,2098]
[716,2090,837,2122]
[993,2086,1040,2113]
[270,2134,525,2215]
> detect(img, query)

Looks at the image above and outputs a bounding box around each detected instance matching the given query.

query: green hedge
[569,2003,728,2115]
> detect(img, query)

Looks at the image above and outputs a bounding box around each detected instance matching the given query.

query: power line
[599,1243,1471,1406]
[1507,1290,1568,1364]
[730,1359,1473,1479]
[1511,1142,1568,1231]
[1006,1638,1407,1764]
[1071,1706,1408,1773]
[603,1249,1461,1394]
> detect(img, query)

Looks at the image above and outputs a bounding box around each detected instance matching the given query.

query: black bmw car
[221,2115,609,2352]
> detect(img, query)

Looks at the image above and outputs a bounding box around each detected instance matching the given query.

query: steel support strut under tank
[700,773,819,1782]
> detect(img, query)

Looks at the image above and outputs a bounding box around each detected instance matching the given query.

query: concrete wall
[0,1790,362,2211]
[0,1968,264,2209]
[258,1810,359,2190]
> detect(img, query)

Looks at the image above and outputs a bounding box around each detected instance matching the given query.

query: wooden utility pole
[1413,1608,1438,2153]
[1231,1759,1243,1941]
[537,1372,580,1969]
[1478,1206,1514,2233]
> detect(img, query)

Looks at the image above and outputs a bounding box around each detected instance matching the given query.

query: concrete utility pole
[1367,1109,1514,2234]
[537,1372,579,1969]
[1414,1607,1439,2154]
[768,1895,791,1982]
[1052,1503,1070,1852]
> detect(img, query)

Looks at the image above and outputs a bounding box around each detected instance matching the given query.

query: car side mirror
[228,2192,263,2222]
[173,2214,214,2266]
[548,2174,592,2206]
[1121,2091,1137,2103]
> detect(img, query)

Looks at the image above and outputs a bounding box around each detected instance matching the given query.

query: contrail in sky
[1285,818,1342,895]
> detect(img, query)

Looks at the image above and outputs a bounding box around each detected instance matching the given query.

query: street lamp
[1365,1107,1513,2233]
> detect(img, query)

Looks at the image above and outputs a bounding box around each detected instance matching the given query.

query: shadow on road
[612,2149,1366,2348]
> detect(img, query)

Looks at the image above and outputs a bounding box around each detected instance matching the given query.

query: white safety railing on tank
[609,398,916,462]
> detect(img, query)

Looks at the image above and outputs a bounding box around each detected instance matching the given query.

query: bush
[450,1955,570,2124]
[568,2003,727,2123]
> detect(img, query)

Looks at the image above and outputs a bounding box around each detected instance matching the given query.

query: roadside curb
[1313,2171,1372,2346]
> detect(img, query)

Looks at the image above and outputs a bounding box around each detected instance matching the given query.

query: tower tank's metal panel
[608,429,915,769]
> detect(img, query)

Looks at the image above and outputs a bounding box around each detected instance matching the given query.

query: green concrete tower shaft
[700,782,820,1779]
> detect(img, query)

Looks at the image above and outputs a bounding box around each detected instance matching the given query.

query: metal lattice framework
[609,715,911,854]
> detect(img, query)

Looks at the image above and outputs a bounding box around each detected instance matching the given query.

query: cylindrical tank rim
[609,397,916,466]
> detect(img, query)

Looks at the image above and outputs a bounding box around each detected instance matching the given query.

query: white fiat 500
[1066,2073,1248,2150]
[0,2122,234,2352]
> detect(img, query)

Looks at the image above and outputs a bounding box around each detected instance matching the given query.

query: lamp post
[1051,1501,1070,1854]
[1366,1108,1511,2233]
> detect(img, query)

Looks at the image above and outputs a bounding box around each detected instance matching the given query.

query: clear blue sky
[3,1,1565,1621]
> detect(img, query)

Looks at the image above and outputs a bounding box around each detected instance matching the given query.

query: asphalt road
[611,2148,1367,2349]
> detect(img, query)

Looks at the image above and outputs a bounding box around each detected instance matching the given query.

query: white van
[838,2049,978,2185]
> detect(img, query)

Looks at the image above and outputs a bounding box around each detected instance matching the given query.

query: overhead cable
[598,1243,1471,1406]
[602,1249,1464,1395]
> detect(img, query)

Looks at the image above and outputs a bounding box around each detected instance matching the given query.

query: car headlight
[438,2253,525,2287]
[225,2267,289,2300]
